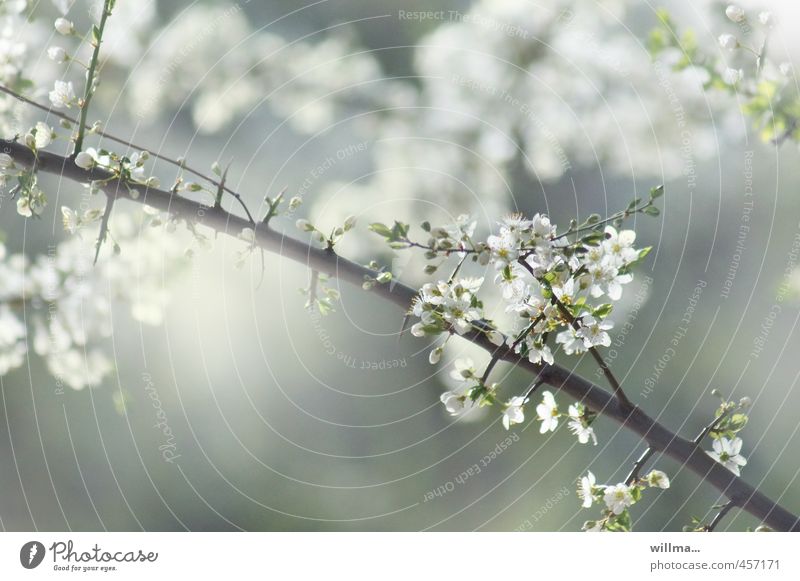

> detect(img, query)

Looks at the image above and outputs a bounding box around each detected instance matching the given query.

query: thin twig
[535,271,634,410]
[694,408,731,445]
[74,0,112,154]
[706,501,735,532]
[480,356,501,384]
[625,447,655,485]
[0,84,256,224]
[522,379,546,403]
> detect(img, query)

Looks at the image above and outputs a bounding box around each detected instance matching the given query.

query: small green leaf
[643,206,660,217]
[368,222,393,238]
[593,303,614,318]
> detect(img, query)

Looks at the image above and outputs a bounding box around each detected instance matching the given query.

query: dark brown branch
[3,138,799,532]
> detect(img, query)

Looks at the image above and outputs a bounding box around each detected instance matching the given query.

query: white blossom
[758,11,774,27]
[646,469,670,489]
[535,390,559,433]
[577,315,613,348]
[0,306,27,375]
[54,17,74,35]
[47,46,67,63]
[578,471,597,508]
[440,389,473,416]
[568,404,597,445]
[48,80,75,108]
[556,327,587,355]
[603,483,634,515]
[502,396,525,430]
[707,436,747,476]
[725,5,746,23]
[450,358,477,381]
[74,151,95,170]
[718,34,738,51]
[722,67,743,85]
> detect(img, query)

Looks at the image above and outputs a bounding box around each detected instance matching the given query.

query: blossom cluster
[703,392,751,477]
[578,469,670,532]
[387,198,654,436]
[651,5,795,144]
[0,211,186,390]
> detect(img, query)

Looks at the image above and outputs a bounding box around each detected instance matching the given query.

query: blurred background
[1,0,800,531]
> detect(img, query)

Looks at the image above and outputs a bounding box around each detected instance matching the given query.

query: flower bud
[718,34,738,50]
[410,323,426,337]
[54,17,74,35]
[487,330,504,346]
[74,151,95,170]
[296,219,314,232]
[0,153,16,170]
[47,46,67,63]
[722,67,742,85]
[725,5,746,23]
[428,347,442,365]
[738,396,752,408]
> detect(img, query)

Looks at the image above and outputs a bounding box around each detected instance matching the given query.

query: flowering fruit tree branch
[2,138,798,532]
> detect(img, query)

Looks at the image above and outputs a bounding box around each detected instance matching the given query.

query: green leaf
[650,185,664,199]
[368,222,393,238]
[627,198,642,211]
[643,206,660,217]
[728,413,748,432]
[583,232,605,247]
[593,303,614,319]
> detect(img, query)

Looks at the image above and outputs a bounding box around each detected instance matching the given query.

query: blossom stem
[3,139,799,532]
[74,0,112,155]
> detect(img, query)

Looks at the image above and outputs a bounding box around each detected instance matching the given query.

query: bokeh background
[1,0,800,531]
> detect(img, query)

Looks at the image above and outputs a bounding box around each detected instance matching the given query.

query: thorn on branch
[93,195,115,265]
[625,447,655,485]
[693,407,732,445]
[705,500,736,532]
[522,378,546,402]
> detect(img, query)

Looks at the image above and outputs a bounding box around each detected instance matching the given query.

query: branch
[0,84,256,224]
[3,138,799,532]
[625,447,655,485]
[74,0,112,154]
[706,500,736,532]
